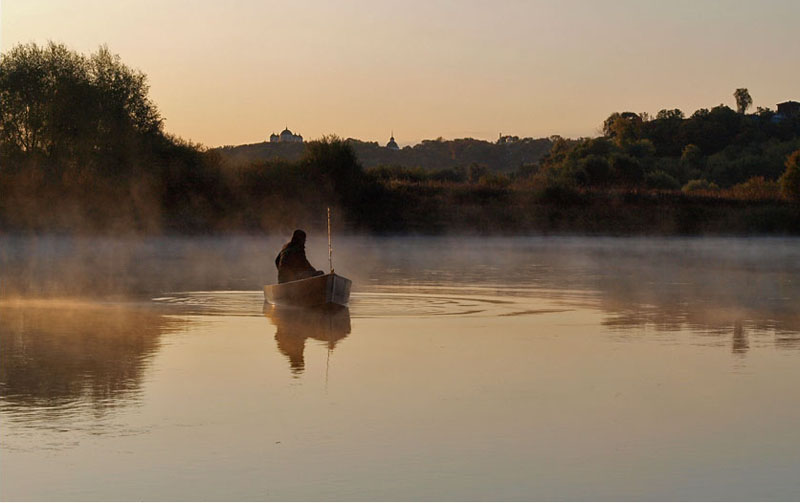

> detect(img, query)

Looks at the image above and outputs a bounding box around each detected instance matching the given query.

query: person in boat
[275,229,325,283]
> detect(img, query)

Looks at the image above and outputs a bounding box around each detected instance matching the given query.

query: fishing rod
[327,207,334,274]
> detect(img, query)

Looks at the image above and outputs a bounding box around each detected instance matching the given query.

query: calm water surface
[1,235,799,500]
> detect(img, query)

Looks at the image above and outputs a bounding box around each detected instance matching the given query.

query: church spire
[386,131,399,151]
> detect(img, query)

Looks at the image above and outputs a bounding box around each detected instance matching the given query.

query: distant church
[269,127,303,143]
[386,133,399,151]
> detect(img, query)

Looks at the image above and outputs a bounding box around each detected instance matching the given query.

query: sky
[2,0,798,147]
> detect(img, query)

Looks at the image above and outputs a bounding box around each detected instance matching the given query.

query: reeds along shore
[2,131,799,235]
[2,165,799,235]
[377,182,800,235]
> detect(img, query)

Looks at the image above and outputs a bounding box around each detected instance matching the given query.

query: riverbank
[379,183,800,235]
[3,183,798,236]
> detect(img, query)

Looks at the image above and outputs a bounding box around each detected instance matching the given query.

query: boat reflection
[0,301,184,416]
[732,320,749,354]
[263,304,351,376]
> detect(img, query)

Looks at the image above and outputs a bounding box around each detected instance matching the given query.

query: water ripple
[152,289,570,319]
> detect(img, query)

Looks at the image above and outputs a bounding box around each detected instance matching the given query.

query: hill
[215,136,553,173]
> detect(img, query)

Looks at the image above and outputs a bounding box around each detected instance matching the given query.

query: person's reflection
[263,304,351,376]
[733,320,749,354]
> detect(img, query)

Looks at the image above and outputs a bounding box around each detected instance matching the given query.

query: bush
[729,177,780,200]
[779,150,800,201]
[467,164,489,183]
[478,172,510,187]
[430,167,466,183]
[682,179,720,194]
[625,139,656,159]
[368,165,427,182]
[579,155,611,186]
[644,170,680,190]
[680,144,703,171]
[536,179,583,204]
[609,153,643,184]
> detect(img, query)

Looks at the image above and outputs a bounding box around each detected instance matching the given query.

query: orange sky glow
[2,0,798,147]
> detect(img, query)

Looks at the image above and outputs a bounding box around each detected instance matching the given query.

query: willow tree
[0,42,162,169]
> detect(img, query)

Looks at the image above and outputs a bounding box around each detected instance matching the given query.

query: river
[1,235,799,500]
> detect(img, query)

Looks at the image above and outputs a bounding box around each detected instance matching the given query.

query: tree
[734,88,752,114]
[0,42,162,166]
[645,109,686,156]
[602,112,642,144]
[779,149,800,200]
[602,112,641,139]
[656,109,684,121]
[609,153,643,185]
[681,144,702,165]
[625,139,656,159]
[579,155,610,186]
[0,42,80,157]
[679,143,703,181]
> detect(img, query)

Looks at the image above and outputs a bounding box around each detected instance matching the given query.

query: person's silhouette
[275,229,324,283]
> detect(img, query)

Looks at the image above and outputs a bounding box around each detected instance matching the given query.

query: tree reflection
[263,304,351,376]
[0,301,182,413]
[590,250,800,349]
[775,331,800,350]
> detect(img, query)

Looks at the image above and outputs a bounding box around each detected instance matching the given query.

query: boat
[266,208,351,307]
[263,272,352,307]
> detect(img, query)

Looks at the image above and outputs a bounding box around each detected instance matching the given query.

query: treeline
[217,135,553,174]
[1,43,799,236]
[529,96,800,199]
[0,42,396,233]
[0,42,220,232]
[363,93,800,203]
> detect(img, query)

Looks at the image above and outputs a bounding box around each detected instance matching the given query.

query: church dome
[270,126,303,143]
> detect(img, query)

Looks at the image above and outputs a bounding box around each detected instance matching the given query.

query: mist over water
[2,234,799,500]
[2,234,798,331]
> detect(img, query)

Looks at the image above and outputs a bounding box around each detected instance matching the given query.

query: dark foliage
[218,136,553,174]
[2,44,798,236]
[539,96,800,192]
[0,43,399,234]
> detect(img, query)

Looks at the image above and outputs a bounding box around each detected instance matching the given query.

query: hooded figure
[275,229,324,283]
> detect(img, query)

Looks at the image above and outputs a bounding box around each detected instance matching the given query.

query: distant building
[497,133,519,144]
[776,101,800,117]
[269,127,303,143]
[386,133,399,150]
